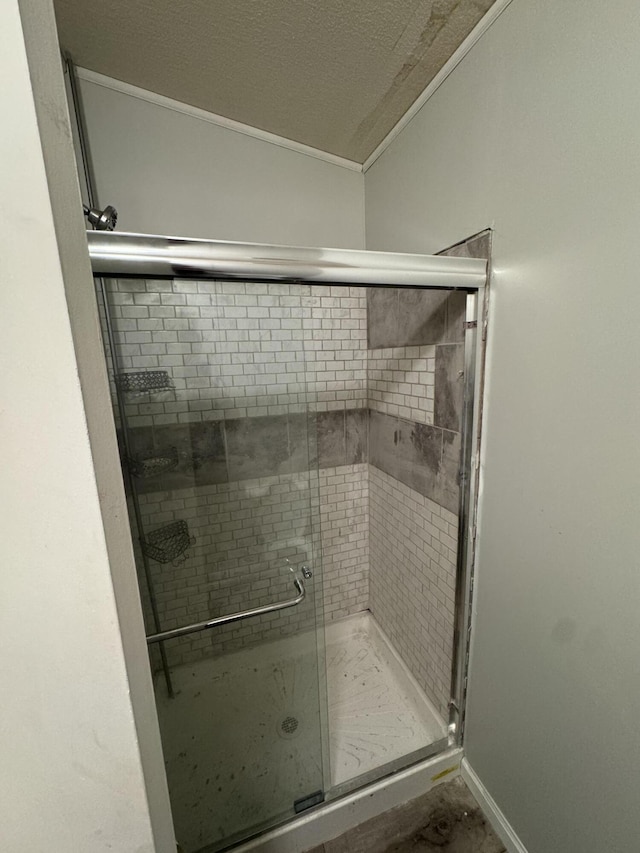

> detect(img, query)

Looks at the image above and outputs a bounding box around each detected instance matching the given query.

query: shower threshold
[155,611,446,853]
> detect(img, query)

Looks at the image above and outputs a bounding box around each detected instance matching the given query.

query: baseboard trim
[461,759,529,853]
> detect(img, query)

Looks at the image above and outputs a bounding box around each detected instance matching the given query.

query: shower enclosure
[90,232,486,853]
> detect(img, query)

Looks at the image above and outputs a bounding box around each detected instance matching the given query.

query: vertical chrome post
[99,282,175,698]
[65,55,174,697]
[449,291,481,744]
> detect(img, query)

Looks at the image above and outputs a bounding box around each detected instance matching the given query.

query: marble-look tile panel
[444,291,467,344]
[437,229,492,262]
[317,410,346,468]
[434,344,464,433]
[367,288,398,349]
[368,409,401,476]
[128,404,457,508]
[370,410,435,493]
[396,420,443,499]
[369,288,454,349]
[345,407,368,464]
[396,290,448,347]
[225,414,290,480]
[369,410,460,514]
[437,429,461,515]
[190,419,228,486]
[439,229,491,344]
[288,412,319,473]
[370,410,442,500]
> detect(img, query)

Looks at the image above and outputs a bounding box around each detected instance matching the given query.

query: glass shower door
[98,275,328,852]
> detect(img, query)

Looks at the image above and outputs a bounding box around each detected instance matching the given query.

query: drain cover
[281,716,299,735]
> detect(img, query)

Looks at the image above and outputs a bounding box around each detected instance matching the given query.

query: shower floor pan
[155,611,446,853]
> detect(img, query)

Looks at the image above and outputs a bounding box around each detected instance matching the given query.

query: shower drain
[281,716,299,735]
[277,714,302,740]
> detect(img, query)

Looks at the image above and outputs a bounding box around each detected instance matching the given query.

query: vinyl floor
[306,777,507,853]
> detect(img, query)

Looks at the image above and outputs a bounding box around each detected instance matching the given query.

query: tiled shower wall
[103,279,369,668]
[366,231,490,718]
[369,467,458,717]
[137,464,367,667]
[108,280,367,425]
[366,287,465,719]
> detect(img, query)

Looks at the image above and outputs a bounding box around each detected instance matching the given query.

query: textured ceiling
[54,0,496,163]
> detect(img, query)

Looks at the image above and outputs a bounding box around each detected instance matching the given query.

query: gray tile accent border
[346,408,368,464]
[224,414,291,481]
[317,410,347,468]
[437,229,492,262]
[367,288,464,350]
[369,409,460,514]
[190,419,228,487]
[287,412,318,473]
[434,344,464,432]
[127,401,459,511]
[440,429,462,517]
[368,408,400,475]
[127,407,368,492]
[317,408,369,468]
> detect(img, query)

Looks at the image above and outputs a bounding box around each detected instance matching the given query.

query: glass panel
[95,271,469,851]
[97,276,328,852]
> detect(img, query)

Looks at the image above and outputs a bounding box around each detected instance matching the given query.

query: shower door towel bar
[146,575,306,644]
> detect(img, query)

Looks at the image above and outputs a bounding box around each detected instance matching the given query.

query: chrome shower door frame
[448,289,485,747]
[87,230,487,840]
[86,231,487,289]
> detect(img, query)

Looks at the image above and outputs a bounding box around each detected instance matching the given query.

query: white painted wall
[365,1,640,851]
[1,1,174,849]
[77,75,365,248]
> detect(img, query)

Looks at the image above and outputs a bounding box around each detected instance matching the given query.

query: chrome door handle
[146,576,306,644]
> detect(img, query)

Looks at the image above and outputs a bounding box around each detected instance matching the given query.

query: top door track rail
[87,232,486,290]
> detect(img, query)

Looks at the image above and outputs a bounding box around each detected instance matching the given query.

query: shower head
[83,204,118,231]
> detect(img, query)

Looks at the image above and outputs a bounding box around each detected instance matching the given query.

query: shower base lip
[230,746,463,853]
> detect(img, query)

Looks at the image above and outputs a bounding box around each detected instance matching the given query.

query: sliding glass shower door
[98,274,328,852]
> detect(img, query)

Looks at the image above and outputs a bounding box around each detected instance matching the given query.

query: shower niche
[94,230,487,853]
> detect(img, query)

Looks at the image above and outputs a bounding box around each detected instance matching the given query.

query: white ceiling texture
[54,0,497,164]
